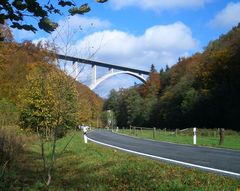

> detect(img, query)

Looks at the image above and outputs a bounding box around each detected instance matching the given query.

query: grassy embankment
[6,130,240,190]
[118,128,240,150]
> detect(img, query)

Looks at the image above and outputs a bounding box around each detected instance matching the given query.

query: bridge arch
[89,71,146,90]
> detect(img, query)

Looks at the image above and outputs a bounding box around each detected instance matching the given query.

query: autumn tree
[19,64,81,186]
[139,64,160,97]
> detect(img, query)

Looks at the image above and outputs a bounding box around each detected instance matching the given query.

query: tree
[125,89,143,126]
[19,65,81,186]
[104,89,119,111]
[150,64,157,73]
[142,89,157,126]
[139,65,160,97]
[0,0,108,35]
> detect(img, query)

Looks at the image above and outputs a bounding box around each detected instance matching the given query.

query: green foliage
[18,65,83,186]
[101,110,116,128]
[104,24,240,131]
[0,98,18,126]
[0,164,17,191]
[125,89,144,126]
[181,88,199,114]
[0,0,108,35]
[38,17,59,33]
[69,4,91,16]
[19,66,80,136]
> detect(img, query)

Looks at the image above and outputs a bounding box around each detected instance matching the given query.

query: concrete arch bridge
[56,54,150,90]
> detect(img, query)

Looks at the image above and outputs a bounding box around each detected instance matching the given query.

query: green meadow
[4,131,239,191]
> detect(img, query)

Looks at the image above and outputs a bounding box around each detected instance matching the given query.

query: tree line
[104,24,240,132]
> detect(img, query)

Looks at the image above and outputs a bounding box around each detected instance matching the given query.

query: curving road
[87,129,240,178]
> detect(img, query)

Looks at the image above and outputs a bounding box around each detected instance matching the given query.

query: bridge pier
[72,61,78,79]
[92,65,97,85]
[109,68,113,73]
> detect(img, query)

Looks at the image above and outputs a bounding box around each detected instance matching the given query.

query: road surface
[87,129,240,178]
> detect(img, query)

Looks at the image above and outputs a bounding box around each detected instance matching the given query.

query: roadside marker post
[193,127,197,145]
[153,127,156,139]
[82,126,88,144]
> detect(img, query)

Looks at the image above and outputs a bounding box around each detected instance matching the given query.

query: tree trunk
[46,132,57,187]
[219,128,225,145]
[41,138,46,172]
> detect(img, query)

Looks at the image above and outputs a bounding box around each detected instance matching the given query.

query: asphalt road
[87,129,240,178]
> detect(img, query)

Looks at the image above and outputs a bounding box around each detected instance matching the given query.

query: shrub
[0,126,28,190]
[0,126,26,165]
[0,99,18,126]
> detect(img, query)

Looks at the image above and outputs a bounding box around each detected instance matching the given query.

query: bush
[0,126,26,165]
[0,99,18,126]
[0,126,28,190]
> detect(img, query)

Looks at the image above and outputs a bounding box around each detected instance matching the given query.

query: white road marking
[87,136,240,178]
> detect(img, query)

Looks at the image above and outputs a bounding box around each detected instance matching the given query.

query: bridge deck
[56,54,150,75]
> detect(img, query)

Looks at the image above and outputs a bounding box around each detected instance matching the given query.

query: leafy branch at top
[0,0,108,34]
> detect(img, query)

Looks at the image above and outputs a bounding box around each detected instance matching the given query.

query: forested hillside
[104,24,240,131]
[0,41,103,128]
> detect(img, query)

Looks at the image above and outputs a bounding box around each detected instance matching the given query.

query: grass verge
[9,131,240,190]
[118,129,240,150]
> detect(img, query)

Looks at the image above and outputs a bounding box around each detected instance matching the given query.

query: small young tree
[19,64,80,186]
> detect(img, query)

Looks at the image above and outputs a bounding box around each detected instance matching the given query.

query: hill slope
[0,41,103,127]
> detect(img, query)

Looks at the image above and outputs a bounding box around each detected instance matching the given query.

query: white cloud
[32,16,111,54]
[73,22,198,71]
[110,0,209,11]
[209,2,240,29]
[32,20,198,97]
[68,22,198,96]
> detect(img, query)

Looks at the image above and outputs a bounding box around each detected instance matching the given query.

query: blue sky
[12,0,240,97]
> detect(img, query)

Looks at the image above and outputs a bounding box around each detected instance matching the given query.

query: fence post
[153,127,156,139]
[193,127,197,145]
[175,129,178,136]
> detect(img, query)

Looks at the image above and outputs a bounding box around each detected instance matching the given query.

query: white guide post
[92,65,96,85]
[83,126,88,144]
[193,127,197,145]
